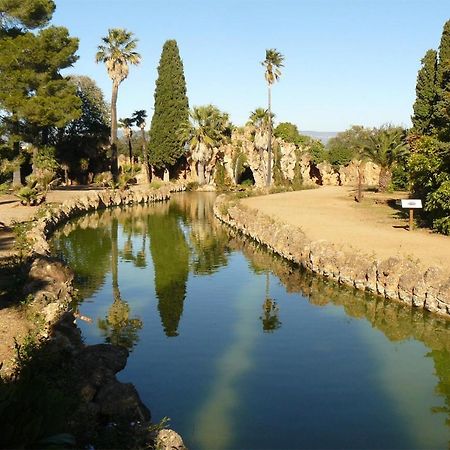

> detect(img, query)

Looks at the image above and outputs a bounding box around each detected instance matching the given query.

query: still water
[51,192,450,450]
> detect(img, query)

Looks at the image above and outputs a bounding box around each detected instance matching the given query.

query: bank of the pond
[0,184,186,449]
[214,192,450,318]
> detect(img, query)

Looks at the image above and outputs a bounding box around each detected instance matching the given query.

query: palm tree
[132,109,151,183]
[96,28,141,180]
[362,125,407,192]
[261,49,284,187]
[118,116,134,165]
[180,105,230,185]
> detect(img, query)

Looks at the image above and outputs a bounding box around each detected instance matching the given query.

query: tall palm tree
[96,28,141,180]
[261,49,284,186]
[118,116,134,164]
[132,109,151,183]
[362,125,407,192]
[180,105,230,185]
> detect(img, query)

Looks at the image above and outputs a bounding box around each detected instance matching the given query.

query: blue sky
[53,0,449,132]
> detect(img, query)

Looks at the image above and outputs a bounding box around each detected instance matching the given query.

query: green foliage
[56,75,110,182]
[426,180,450,234]
[118,163,140,190]
[185,181,199,191]
[433,20,450,141]
[309,139,327,164]
[0,0,55,30]
[326,125,371,167]
[93,171,113,187]
[412,49,438,135]
[232,150,247,183]
[149,40,189,169]
[408,136,450,233]
[274,122,302,145]
[214,161,232,191]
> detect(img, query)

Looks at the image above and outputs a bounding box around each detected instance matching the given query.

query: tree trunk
[266,85,272,187]
[111,218,121,302]
[128,133,133,166]
[197,161,205,185]
[356,160,364,202]
[378,166,391,192]
[141,126,151,183]
[110,81,119,181]
[12,140,22,187]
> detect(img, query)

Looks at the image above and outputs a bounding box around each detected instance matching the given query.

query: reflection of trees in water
[171,193,230,275]
[52,216,112,299]
[260,272,281,333]
[147,203,189,337]
[99,217,143,350]
[98,297,143,350]
[229,231,450,429]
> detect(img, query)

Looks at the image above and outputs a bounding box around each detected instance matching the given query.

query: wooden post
[409,208,414,231]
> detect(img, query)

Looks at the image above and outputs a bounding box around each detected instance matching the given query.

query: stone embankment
[8,184,187,449]
[214,195,450,319]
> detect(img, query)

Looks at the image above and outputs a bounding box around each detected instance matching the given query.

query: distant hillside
[301,131,339,145]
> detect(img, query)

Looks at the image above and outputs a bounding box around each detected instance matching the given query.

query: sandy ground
[242,186,450,275]
[0,187,103,375]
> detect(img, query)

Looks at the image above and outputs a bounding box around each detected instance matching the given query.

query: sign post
[401,199,422,231]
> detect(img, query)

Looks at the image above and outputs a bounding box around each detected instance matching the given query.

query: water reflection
[228,230,450,437]
[51,194,450,448]
[147,202,189,337]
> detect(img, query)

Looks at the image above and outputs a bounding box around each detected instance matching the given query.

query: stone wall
[214,195,450,318]
[11,184,187,448]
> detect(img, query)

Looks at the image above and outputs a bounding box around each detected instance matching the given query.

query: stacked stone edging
[213,194,450,318]
[8,184,187,448]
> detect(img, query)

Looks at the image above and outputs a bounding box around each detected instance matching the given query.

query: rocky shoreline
[3,185,187,449]
[213,194,450,319]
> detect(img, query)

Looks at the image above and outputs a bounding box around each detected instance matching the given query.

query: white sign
[401,199,422,209]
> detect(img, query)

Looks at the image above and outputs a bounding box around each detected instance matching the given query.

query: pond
[51,192,450,450]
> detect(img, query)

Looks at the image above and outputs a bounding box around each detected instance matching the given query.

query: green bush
[214,161,232,191]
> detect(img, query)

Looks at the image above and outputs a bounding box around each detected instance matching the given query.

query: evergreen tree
[148,40,189,172]
[0,0,81,178]
[433,20,450,141]
[412,49,438,134]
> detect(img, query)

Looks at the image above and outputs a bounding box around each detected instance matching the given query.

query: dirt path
[242,186,450,275]
[0,186,104,376]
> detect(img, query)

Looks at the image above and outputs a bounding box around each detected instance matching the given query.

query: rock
[95,380,151,422]
[155,429,187,450]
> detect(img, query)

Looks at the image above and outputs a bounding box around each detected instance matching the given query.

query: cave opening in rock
[237,167,255,185]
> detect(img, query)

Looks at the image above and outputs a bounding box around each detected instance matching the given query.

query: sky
[53,0,450,132]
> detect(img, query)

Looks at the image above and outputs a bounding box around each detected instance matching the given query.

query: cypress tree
[412,49,437,135]
[148,40,189,171]
[433,20,450,141]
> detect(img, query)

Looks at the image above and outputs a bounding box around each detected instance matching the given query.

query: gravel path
[242,186,450,275]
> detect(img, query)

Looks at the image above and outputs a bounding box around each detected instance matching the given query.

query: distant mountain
[300,131,339,145]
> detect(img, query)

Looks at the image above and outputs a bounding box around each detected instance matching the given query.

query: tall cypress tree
[148,40,189,172]
[433,20,450,141]
[412,49,437,135]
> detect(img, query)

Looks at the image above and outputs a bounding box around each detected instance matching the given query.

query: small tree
[362,125,407,192]
[118,117,134,164]
[132,109,151,183]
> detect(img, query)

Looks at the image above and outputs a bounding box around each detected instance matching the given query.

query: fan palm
[362,125,407,192]
[96,28,141,180]
[180,105,230,185]
[132,109,150,183]
[262,49,284,186]
[118,117,134,164]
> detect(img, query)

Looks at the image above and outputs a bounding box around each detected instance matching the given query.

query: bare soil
[242,186,450,276]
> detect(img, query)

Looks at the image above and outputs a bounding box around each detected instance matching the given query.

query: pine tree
[0,0,81,146]
[433,20,450,141]
[148,40,189,172]
[412,49,437,135]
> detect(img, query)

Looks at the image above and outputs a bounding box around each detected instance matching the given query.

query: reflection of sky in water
[52,195,450,450]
